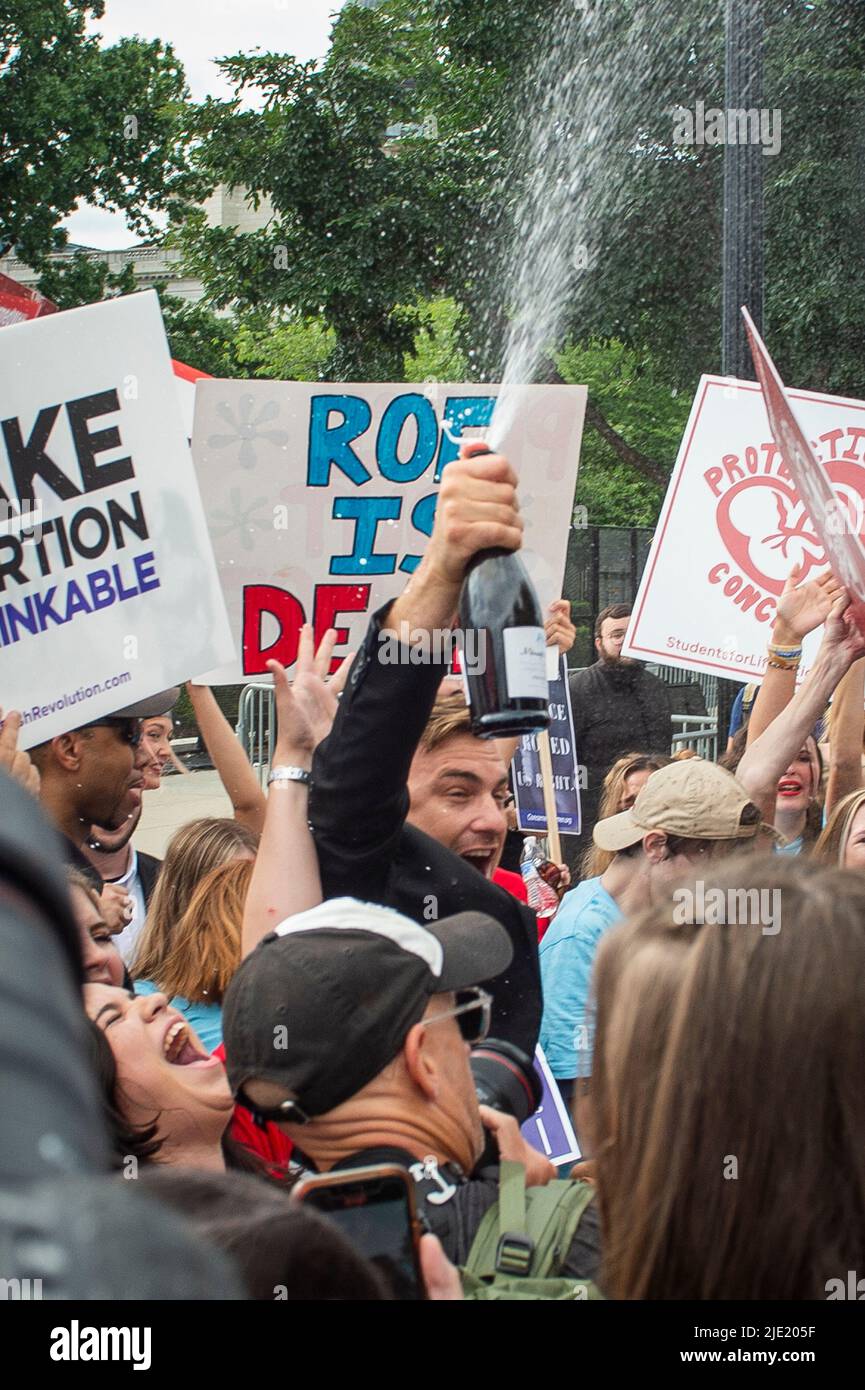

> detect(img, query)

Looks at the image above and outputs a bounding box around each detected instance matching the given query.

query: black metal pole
[722,0,765,372]
[717,0,765,750]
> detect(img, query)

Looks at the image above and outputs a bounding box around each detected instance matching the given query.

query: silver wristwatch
[266,765,312,787]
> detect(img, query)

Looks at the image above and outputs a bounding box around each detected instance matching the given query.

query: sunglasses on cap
[80,717,142,748]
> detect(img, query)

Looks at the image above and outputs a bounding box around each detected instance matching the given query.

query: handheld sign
[623,375,865,683]
[0,273,57,327]
[512,653,581,835]
[192,380,586,682]
[521,1045,581,1167]
[0,291,234,747]
[742,305,865,632]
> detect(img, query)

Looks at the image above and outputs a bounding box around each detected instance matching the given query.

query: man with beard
[566,605,672,874]
[31,690,178,898]
[83,702,174,956]
[82,801,163,962]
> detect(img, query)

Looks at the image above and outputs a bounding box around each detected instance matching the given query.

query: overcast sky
[65,0,349,248]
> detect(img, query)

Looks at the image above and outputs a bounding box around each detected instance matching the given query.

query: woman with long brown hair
[595,856,865,1299]
[133,858,253,1051]
[130,817,258,1048]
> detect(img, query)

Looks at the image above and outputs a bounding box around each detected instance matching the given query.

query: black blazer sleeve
[136,852,163,908]
[309,603,445,900]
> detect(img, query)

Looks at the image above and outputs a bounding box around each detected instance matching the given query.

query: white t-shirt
[107,849,148,964]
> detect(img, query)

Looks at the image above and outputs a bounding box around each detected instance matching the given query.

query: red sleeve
[212,1043,294,1168]
[492,866,551,940]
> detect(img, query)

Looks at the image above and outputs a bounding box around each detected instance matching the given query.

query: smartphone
[290,1164,426,1300]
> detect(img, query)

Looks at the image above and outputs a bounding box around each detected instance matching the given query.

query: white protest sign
[192,380,586,682]
[624,375,865,683]
[0,291,234,748]
[521,1044,581,1167]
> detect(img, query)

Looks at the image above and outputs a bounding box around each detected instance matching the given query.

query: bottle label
[503,627,548,700]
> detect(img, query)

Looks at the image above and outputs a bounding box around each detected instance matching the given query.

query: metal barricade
[236,682,276,788]
[670,715,718,761]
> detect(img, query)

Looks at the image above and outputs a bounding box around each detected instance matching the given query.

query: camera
[470,1039,542,1170]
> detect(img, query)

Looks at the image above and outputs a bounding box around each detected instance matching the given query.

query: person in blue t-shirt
[540,758,764,1146]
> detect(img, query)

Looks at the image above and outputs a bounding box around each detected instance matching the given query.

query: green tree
[157,295,246,378]
[234,313,336,381]
[36,253,136,309]
[1,0,199,299]
[178,0,496,379]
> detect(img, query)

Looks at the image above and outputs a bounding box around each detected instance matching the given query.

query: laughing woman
[84,984,235,1171]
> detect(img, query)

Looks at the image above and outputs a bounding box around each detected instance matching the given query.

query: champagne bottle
[457,544,551,738]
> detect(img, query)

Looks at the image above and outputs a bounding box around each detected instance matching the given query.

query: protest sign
[522,1045,581,1167]
[0,290,234,748]
[0,273,57,328]
[624,373,865,683]
[192,380,586,682]
[512,653,581,834]
[742,307,865,633]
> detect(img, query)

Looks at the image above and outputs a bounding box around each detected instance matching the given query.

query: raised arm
[241,626,333,957]
[0,711,40,798]
[825,657,865,814]
[186,683,267,834]
[737,593,865,822]
[309,442,523,899]
[746,564,843,746]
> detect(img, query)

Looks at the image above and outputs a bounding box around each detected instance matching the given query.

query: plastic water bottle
[520,836,560,916]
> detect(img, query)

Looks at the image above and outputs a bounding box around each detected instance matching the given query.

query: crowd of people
[3,441,865,1302]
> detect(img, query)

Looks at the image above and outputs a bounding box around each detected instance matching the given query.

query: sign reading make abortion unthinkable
[512,653,581,835]
[0,291,234,748]
[623,375,865,684]
[192,380,586,682]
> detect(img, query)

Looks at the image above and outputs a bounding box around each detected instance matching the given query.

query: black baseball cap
[222,897,513,1121]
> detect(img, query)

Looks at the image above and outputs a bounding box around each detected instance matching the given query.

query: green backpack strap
[463,1162,597,1283]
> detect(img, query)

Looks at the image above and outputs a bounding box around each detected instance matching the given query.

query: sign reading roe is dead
[624,375,865,683]
[193,381,586,682]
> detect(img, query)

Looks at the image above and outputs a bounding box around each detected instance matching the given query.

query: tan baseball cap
[592,757,762,853]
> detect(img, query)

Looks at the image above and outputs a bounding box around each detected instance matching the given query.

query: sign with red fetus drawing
[741,306,865,634]
[624,370,865,684]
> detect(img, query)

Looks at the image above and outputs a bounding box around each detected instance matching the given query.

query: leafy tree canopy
[1,0,200,299]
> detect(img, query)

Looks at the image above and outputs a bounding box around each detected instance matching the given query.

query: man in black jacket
[566,603,672,874]
[308,443,541,1057]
